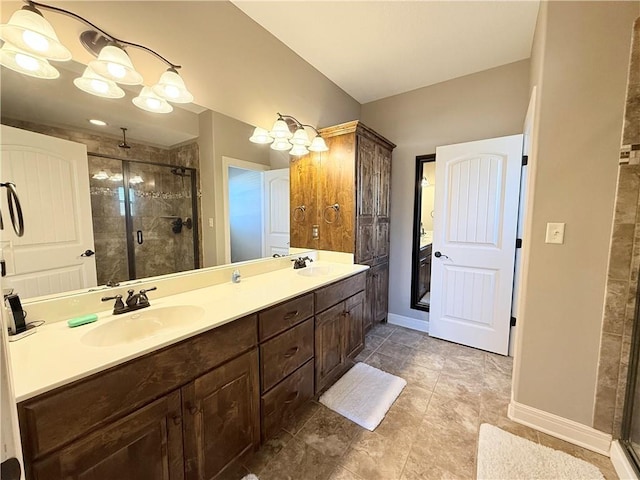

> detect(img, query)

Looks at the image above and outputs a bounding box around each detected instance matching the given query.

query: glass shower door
[126,161,198,280]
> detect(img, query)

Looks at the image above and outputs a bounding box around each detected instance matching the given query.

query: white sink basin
[82,305,205,347]
[297,265,332,277]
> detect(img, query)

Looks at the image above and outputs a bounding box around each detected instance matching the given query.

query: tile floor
[234,323,618,480]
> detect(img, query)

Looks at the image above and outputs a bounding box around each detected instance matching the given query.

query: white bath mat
[477,424,604,480]
[319,362,406,431]
[241,475,258,480]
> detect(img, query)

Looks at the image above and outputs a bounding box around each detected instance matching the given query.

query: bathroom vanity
[10,262,367,480]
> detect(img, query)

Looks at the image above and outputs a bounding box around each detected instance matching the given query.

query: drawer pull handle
[188,406,199,416]
[284,391,300,404]
[172,415,181,426]
[283,346,299,358]
[283,310,299,320]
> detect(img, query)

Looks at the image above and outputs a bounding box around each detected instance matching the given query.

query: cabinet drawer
[259,293,314,341]
[315,272,366,313]
[261,319,314,392]
[19,315,257,461]
[261,360,314,441]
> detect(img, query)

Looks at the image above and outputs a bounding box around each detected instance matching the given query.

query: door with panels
[429,134,523,355]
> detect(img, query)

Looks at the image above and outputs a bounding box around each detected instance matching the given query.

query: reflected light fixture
[421,177,430,188]
[74,66,125,99]
[133,86,173,114]
[92,170,109,180]
[0,42,59,78]
[129,175,144,185]
[249,113,329,157]
[88,119,108,127]
[0,1,193,114]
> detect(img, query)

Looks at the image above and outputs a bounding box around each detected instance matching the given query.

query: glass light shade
[421,177,430,188]
[109,173,123,182]
[0,8,71,61]
[0,42,59,79]
[269,119,293,139]
[290,144,309,156]
[151,69,193,103]
[74,66,125,99]
[270,138,293,151]
[132,86,173,114]
[92,170,109,180]
[129,175,144,184]
[308,135,329,152]
[291,128,311,146]
[89,45,143,85]
[249,127,273,144]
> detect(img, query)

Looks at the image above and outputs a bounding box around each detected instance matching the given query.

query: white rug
[319,362,406,431]
[477,424,604,480]
[241,475,258,480]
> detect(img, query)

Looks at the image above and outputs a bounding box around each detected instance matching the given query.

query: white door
[263,168,290,257]
[429,134,523,355]
[1,125,97,299]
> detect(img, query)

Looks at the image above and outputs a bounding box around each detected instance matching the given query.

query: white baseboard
[610,440,638,479]
[508,401,612,456]
[387,313,429,333]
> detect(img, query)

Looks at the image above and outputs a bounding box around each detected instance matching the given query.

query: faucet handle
[139,287,157,305]
[101,294,125,313]
[101,294,122,302]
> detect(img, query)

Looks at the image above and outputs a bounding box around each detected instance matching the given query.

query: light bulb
[22,30,49,52]
[163,85,180,99]
[14,52,39,71]
[145,97,162,110]
[107,62,126,79]
[90,78,109,94]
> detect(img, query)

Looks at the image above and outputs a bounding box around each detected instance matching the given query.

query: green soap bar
[67,314,98,328]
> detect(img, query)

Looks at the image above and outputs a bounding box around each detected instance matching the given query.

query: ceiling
[232,1,540,104]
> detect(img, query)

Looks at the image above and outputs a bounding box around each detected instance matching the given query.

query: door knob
[434,251,449,259]
[80,249,95,257]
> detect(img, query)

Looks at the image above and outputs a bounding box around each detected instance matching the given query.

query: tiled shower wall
[1,118,201,286]
[594,17,640,437]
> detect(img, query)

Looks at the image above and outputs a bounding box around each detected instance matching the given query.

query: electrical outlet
[312,224,319,239]
[545,222,565,244]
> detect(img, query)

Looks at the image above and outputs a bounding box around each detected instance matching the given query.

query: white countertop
[9,262,368,402]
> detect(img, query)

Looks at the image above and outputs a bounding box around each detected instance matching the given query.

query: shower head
[118,127,131,149]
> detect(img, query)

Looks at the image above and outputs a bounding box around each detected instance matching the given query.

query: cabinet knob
[284,391,300,404]
[172,415,181,426]
[188,405,199,416]
[283,346,299,358]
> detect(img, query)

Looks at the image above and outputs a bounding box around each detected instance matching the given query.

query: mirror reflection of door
[411,154,436,311]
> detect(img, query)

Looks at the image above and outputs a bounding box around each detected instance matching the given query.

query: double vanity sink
[10,258,369,480]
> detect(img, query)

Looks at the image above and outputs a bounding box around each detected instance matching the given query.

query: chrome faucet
[292,256,313,269]
[102,287,157,315]
[231,269,241,283]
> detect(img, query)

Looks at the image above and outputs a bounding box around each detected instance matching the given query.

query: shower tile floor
[229,323,618,480]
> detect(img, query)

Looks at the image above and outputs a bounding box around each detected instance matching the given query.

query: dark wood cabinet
[182,350,260,480]
[418,244,432,301]
[31,391,184,480]
[345,291,365,358]
[290,121,395,330]
[314,273,366,393]
[372,262,390,324]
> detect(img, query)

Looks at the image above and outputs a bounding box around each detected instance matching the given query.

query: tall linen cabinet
[290,120,395,331]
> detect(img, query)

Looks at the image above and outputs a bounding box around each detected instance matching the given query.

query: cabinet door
[372,262,390,324]
[315,302,347,393]
[364,266,375,332]
[345,291,365,359]
[375,145,392,219]
[182,350,260,480]
[31,392,183,480]
[357,135,377,218]
[374,220,390,264]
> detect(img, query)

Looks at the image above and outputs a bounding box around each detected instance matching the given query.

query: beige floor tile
[365,332,388,350]
[340,429,412,480]
[388,329,425,348]
[298,406,361,458]
[485,352,514,376]
[376,339,415,362]
[401,449,465,480]
[281,400,322,436]
[354,345,376,362]
[364,351,406,375]
[369,322,397,338]
[404,348,446,371]
[243,428,294,475]
[259,438,338,480]
[397,361,440,390]
[327,465,365,480]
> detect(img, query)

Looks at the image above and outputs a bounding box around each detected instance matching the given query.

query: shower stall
[88,155,199,285]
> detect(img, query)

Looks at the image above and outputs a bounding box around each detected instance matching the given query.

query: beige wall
[361,60,530,321]
[513,1,638,425]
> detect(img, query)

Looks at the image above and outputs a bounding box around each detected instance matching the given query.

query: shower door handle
[137,230,144,245]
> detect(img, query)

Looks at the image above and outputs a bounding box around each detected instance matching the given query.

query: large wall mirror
[0,57,291,302]
[410,154,436,311]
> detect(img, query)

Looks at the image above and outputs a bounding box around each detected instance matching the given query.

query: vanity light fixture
[421,177,431,188]
[92,170,109,180]
[249,113,329,156]
[0,1,194,113]
[129,175,144,185]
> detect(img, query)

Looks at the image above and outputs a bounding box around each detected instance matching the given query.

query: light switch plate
[545,222,565,244]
